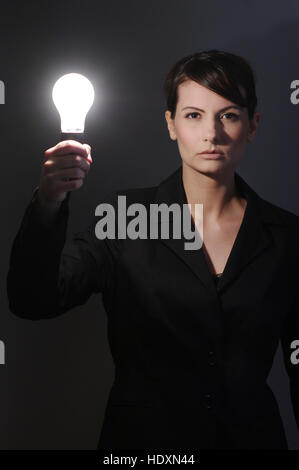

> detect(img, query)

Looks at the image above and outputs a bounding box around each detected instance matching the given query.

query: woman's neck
[181,162,246,223]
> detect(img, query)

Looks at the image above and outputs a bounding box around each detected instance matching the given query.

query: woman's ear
[165,110,177,141]
[247,111,260,142]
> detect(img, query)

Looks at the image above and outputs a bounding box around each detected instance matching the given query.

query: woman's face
[165,79,260,177]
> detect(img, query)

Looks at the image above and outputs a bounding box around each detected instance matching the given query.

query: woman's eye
[186,112,200,119]
[222,112,239,120]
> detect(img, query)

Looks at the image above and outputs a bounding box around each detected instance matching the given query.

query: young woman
[7,50,299,450]
[163,51,259,282]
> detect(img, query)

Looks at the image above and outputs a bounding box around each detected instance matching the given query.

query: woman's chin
[185,159,226,176]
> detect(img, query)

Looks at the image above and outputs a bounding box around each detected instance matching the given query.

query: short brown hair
[163,49,258,120]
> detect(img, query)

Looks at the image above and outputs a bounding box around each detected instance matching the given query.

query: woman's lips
[197,153,224,159]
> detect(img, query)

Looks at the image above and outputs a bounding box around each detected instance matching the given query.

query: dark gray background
[1,0,299,450]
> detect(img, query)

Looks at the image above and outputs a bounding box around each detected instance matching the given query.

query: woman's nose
[202,119,219,141]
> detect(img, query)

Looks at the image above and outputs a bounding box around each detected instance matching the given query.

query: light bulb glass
[52,73,95,133]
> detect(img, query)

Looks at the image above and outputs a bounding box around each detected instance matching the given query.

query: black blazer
[7,165,299,450]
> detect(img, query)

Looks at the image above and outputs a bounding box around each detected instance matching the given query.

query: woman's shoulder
[237,171,299,228]
[101,168,181,208]
[258,196,299,228]
[102,183,159,209]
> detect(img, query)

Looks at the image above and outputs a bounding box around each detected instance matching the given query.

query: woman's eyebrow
[181,105,242,112]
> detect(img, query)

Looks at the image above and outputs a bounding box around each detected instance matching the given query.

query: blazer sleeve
[7,187,117,319]
[280,291,299,431]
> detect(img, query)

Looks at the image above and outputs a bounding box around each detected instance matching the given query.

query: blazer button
[204,393,213,409]
[208,351,215,366]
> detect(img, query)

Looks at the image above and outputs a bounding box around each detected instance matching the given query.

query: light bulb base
[60,132,85,144]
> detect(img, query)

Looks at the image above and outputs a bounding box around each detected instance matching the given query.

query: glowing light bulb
[52,73,94,141]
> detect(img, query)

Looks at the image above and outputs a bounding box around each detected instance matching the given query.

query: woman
[163,50,259,281]
[7,50,299,450]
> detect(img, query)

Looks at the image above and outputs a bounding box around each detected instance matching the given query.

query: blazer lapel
[153,166,273,296]
[215,173,271,293]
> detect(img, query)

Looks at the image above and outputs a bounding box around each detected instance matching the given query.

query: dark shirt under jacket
[6,165,299,450]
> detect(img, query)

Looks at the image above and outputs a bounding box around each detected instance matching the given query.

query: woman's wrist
[33,190,64,226]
